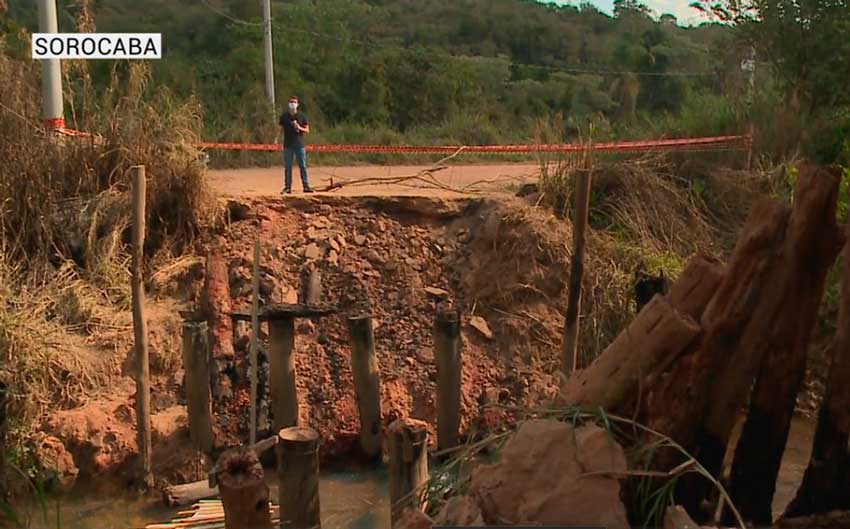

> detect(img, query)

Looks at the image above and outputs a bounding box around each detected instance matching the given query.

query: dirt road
[208,163,539,198]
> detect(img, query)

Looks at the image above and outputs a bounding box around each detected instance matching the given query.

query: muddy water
[24,417,815,529]
[26,468,390,529]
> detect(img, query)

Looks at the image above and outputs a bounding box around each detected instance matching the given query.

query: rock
[395,508,434,529]
[304,243,321,260]
[434,496,484,526]
[328,250,340,266]
[405,356,416,367]
[469,420,629,529]
[306,226,319,240]
[297,320,316,335]
[424,287,449,298]
[336,234,347,248]
[354,234,367,246]
[417,347,434,363]
[283,288,299,305]
[457,229,472,244]
[32,434,79,492]
[469,316,493,339]
[329,238,341,252]
[259,276,275,297]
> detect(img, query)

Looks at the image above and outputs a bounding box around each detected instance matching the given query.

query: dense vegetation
[3,0,752,153]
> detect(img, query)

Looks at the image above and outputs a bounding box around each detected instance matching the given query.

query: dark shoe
[282,188,292,194]
[304,188,315,193]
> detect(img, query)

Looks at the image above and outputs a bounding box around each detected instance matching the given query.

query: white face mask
[288,103,298,112]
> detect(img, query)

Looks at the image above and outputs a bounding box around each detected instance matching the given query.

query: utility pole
[262,0,275,109]
[36,0,65,130]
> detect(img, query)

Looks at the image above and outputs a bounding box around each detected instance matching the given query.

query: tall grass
[0,51,220,493]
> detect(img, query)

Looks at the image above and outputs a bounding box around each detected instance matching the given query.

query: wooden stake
[434,309,462,453]
[183,320,214,455]
[269,317,298,431]
[277,426,321,529]
[131,165,153,488]
[561,157,593,375]
[387,418,429,527]
[347,315,382,460]
[250,239,260,446]
[216,447,273,529]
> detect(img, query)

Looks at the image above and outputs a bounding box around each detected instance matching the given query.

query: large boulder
[469,419,629,529]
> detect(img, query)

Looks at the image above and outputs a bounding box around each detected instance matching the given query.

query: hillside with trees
[3,0,748,147]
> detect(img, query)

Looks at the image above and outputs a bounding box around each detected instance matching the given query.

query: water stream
[21,417,815,529]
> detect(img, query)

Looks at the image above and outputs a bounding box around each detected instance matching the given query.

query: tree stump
[277,427,321,529]
[387,418,429,527]
[216,447,273,529]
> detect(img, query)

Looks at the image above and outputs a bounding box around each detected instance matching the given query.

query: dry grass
[0,51,221,476]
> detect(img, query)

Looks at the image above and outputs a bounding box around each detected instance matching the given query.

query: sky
[582,1,711,26]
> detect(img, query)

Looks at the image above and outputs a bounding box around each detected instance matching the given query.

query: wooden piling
[387,418,429,527]
[269,316,298,431]
[216,447,273,529]
[303,266,322,306]
[434,309,462,452]
[277,426,321,529]
[131,165,153,488]
[347,315,382,460]
[561,157,593,375]
[182,320,214,455]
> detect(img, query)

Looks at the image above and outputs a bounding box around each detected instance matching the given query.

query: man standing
[279,96,313,194]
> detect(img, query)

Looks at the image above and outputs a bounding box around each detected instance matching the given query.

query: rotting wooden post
[269,316,298,431]
[434,309,462,453]
[131,165,153,488]
[183,320,214,455]
[784,220,850,518]
[277,426,321,529]
[561,157,593,375]
[217,447,273,529]
[347,315,382,460]
[250,239,260,446]
[387,418,429,527]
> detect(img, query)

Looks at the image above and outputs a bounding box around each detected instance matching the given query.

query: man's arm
[297,114,310,134]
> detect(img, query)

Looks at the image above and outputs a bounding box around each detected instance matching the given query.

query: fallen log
[560,252,723,412]
[783,220,850,518]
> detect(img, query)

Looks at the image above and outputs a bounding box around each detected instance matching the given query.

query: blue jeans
[284,146,310,191]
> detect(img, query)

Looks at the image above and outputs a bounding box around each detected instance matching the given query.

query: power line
[198,0,263,27]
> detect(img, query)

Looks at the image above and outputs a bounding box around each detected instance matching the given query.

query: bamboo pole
[277,427,321,529]
[347,315,382,460]
[250,239,260,446]
[183,320,214,455]
[131,165,153,488]
[561,154,593,376]
[387,418,429,527]
[434,309,462,453]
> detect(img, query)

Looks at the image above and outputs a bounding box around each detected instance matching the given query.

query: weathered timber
[217,447,273,529]
[561,163,592,374]
[561,295,700,411]
[250,239,260,445]
[203,251,235,402]
[163,480,219,507]
[387,418,429,528]
[561,252,722,412]
[230,304,338,322]
[784,219,850,518]
[277,427,321,529]
[131,165,153,489]
[183,320,214,455]
[724,165,843,525]
[269,316,298,432]
[434,310,462,453]
[348,315,382,460]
